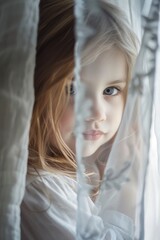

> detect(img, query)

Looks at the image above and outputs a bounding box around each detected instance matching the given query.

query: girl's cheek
[59,106,75,133]
[112,94,125,110]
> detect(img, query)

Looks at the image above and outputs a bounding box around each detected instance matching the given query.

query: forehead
[81,48,127,83]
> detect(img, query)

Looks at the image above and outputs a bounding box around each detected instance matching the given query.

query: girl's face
[59,48,127,157]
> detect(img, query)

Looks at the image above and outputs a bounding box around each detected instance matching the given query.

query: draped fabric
[74,0,160,239]
[0,0,160,239]
[143,1,160,239]
[107,0,143,40]
[0,1,40,239]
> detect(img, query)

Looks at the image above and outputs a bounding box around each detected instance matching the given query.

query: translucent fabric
[74,0,160,239]
[107,0,143,40]
[0,0,40,239]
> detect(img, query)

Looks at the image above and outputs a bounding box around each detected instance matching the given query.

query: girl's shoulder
[25,168,77,202]
[26,167,77,186]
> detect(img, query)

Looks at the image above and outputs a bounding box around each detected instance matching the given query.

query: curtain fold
[0,0,39,239]
[74,0,160,239]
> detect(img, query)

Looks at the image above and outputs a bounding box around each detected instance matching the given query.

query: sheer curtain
[74,0,160,239]
[144,0,160,239]
[107,0,143,40]
[0,1,39,239]
[121,1,160,239]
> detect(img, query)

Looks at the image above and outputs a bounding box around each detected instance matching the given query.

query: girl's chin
[71,134,116,158]
[81,138,115,158]
[81,145,103,158]
[73,145,99,158]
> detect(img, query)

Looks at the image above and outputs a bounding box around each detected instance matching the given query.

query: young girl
[21,0,139,239]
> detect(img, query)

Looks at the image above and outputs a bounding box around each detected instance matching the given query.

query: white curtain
[0,0,39,239]
[122,3,160,239]
[107,0,143,40]
[74,0,160,239]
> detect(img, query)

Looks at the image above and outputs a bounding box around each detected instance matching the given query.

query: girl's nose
[85,98,107,122]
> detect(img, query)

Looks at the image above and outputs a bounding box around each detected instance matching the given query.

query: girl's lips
[83,130,104,141]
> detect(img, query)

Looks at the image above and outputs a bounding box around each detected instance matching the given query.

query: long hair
[28,0,139,178]
[29,0,76,177]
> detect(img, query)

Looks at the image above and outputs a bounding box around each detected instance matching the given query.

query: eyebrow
[107,79,126,84]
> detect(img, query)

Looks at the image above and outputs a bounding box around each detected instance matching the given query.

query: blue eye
[103,87,119,96]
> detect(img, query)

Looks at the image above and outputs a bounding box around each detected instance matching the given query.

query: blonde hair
[28,0,139,178]
[82,1,139,82]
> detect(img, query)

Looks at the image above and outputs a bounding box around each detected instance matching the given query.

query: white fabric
[106,0,143,40]
[0,0,39,239]
[74,0,160,239]
[21,170,134,240]
[144,1,160,239]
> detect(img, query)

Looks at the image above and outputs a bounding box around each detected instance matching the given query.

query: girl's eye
[68,82,76,95]
[103,87,120,96]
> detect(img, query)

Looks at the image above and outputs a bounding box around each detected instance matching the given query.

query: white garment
[21,170,134,240]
